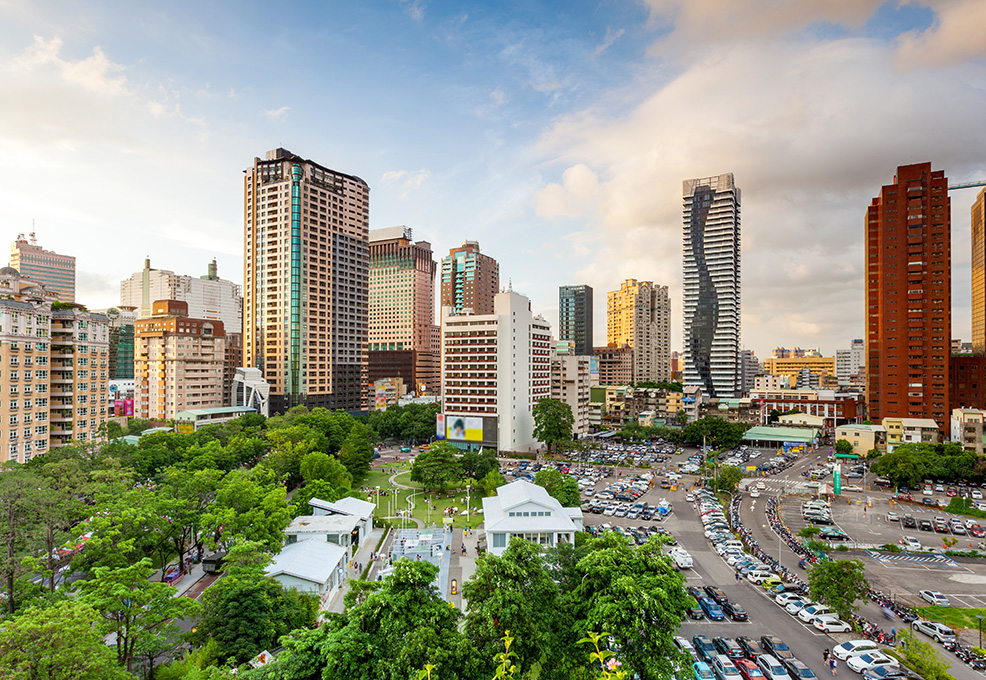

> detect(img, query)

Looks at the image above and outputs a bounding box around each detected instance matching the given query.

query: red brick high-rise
[440,241,499,316]
[865,162,950,431]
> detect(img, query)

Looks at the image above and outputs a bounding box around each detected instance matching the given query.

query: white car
[797,604,834,623]
[886,512,899,522]
[755,655,789,680]
[832,640,880,661]
[750,490,760,498]
[842,484,862,493]
[776,593,804,607]
[974,489,983,500]
[756,481,766,489]
[813,615,851,633]
[747,571,776,584]
[919,590,950,606]
[785,599,811,614]
[846,652,899,674]
[900,536,921,551]
[686,493,695,502]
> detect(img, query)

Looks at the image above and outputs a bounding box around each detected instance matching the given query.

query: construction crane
[948,180,986,191]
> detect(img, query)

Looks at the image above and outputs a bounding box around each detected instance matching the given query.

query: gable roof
[266,539,347,584]
[482,480,582,533]
[286,514,361,535]
[308,496,375,519]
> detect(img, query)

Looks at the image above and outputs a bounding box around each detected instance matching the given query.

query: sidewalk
[151,560,207,598]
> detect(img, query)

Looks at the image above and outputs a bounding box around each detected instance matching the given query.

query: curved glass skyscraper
[683,174,741,399]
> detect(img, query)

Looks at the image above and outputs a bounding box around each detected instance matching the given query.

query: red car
[946,487,958,497]
[971,524,985,537]
[734,658,765,680]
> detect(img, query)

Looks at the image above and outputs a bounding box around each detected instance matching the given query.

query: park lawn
[360,467,485,530]
[915,605,986,630]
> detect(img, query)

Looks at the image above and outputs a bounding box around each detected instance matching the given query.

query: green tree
[201,469,290,552]
[77,558,199,675]
[156,466,224,571]
[480,469,506,497]
[0,600,130,680]
[263,426,325,488]
[893,628,952,680]
[534,468,581,507]
[676,409,689,426]
[253,559,479,680]
[834,439,853,455]
[682,417,747,449]
[410,442,462,492]
[806,559,869,622]
[711,465,744,493]
[463,539,563,678]
[290,479,347,517]
[337,421,375,482]
[460,448,499,481]
[866,447,882,460]
[0,463,42,614]
[798,526,821,540]
[568,533,692,680]
[532,399,574,456]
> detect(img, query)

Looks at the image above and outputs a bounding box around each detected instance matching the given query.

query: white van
[670,548,693,569]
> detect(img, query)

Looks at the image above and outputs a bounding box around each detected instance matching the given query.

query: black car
[687,586,705,601]
[712,636,744,660]
[782,657,817,679]
[692,635,717,663]
[768,584,800,597]
[760,636,794,661]
[919,519,933,531]
[736,636,765,660]
[723,602,749,621]
[902,515,917,528]
[805,514,834,525]
[687,605,705,620]
[704,585,729,605]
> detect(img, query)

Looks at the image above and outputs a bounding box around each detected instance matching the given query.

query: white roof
[309,496,376,519]
[266,539,347,584]
[285,514,361,535]
[483,480,582,533]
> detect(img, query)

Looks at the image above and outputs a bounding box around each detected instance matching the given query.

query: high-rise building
[607,279,670,383]
[551,341,591,437]
[835,339,865,382]
[0,267,109,461]
[121,258,242,329]
[739,349,759,395]
[440,291,551,452]
[866,162,950,429]
[559,285,594,356]
[973,188,986,354]
[683,173,741,398]
[134,300,226,421]
[243,148,369,413]
[367,226,438,394]
[440,241,499,316]
[593,344,634,386]
[9,233,76,303]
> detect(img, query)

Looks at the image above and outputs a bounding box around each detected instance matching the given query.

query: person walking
[823,649,830,664]
[828,658,837,675]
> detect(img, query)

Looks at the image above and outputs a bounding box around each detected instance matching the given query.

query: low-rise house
[284,514,363,558]
[482,480,583,557]
[265,539,348,608]
[308,496,375,549]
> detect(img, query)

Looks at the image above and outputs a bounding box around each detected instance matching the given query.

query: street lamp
[977,615,983,649]
[375,486,380,513]
[466,485,471,524]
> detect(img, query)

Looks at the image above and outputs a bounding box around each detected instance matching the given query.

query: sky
[1,0,986,359]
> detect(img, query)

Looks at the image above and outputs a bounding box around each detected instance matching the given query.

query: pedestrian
[823,649,829,663]
[735,572,740,583]
[829,658,836,675]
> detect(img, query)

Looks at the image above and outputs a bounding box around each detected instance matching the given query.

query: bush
[882,543,902,553]
[836,544,849,552]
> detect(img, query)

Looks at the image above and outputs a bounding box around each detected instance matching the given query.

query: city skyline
[2,2,986,357]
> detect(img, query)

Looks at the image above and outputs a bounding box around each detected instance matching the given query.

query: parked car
[755,654,790,680]
[846,652,899,674]
[711,654,743,680]
[713,637,745,660]
[797,604,834,623]
[919,590,949,606]
[760,637,793,661]
[724,602,749,621]
[693,635,718,663]
[813,615,851,633]
[911,619,956,643]
[700,597,725,621]
[737,636,766,661]
[705,585,730,605]
[694,662,716,680]
[832,640,880,661]
[781,658,817,679]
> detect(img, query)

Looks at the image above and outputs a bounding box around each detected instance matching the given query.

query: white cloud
[262,105,291,121]
[895,0,986,68]
[593,27,625,56]
[490,87,508,107]
[13,35,130,96]
[399,0,424,22]
[381,168,432,198]
[535,36,986,354]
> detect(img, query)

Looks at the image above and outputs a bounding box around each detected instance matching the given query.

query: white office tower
[683,173,741,399]
[440,290,551,452]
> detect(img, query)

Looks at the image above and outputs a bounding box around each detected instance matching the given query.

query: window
[492,533,506,549]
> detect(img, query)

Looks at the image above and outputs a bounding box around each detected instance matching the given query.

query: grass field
[358,463,485,530]
[914,605,986,630]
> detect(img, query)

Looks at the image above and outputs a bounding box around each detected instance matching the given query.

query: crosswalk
[865,550,960,567]
[742,480,813,494]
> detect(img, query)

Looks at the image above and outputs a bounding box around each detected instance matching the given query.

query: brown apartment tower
[972,187,986,354]
[865,162,950,429]
[440,241,499,316]
[243,148,369,414]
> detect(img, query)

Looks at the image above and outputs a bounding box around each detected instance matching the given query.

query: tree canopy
[534,468,581,507]
[871,442,980,487]
[806,559,869,622]
[532,399,574,455]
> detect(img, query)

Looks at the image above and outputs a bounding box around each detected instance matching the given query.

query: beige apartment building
[551,342,591,437]
[0,267,109,462]
[49,308,110,450]
[762,356,835,385]
[135,300,226,421]
[243,148,369,413]
[607,279,670,382]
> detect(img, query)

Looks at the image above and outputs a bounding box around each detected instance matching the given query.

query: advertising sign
[435,414,446,440]
[114,399,124,416]
[833,463,842,495]
[124,399,134,417]
[374,386,388,411]
[446,415,484,442]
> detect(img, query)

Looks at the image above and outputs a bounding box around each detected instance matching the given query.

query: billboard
[435,414,446,440]
[374,386,388,411]
[446,415,484,442]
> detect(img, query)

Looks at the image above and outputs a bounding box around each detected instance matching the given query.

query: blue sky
[1,0,985,358]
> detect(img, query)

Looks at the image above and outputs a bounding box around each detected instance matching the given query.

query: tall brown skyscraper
[865,162,950,429]
[440,241,499,315]
[972,188,986,354]
[243,148,369,414]
[367,226,439,393]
